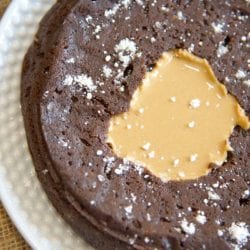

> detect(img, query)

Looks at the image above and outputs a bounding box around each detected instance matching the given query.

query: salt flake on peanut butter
[170,96,176,103]
[173,159,180,167]
[190,154,198,162]
[189,98,201,109]
[188,121,195,128]
[141,143,151,151]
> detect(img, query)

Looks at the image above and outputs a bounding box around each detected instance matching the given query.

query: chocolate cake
[21,0,250,249]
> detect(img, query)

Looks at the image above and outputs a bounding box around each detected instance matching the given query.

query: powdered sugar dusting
[66,57,75,64]
[243,79,250,86]
[180,219,196,234]
[63,74,97,95]
[115,38,137,67]
[195,211,207,224]
[235,69,247,79]
[114,162,130,175]
[121,0,132,8]
[105,4,120,18]
[104,0,131,18]
[217,42,228,57]
[211,22,225,33]
[124,204,133,219]
[207,188,221,200]
[228,222,250,249]
[103,65,112,78]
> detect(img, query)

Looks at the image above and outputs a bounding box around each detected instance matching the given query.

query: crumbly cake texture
[21,1,250,249]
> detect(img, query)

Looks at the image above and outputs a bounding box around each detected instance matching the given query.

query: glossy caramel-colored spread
[107,50,250,181]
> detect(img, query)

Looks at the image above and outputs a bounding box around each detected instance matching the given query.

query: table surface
[0,0,30,249]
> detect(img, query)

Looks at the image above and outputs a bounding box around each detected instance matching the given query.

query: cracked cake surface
[21,0,250,249]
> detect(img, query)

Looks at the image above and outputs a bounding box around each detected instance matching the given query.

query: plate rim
[0,1,54,249]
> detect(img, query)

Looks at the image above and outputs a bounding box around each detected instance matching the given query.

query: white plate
[0,1,92,249]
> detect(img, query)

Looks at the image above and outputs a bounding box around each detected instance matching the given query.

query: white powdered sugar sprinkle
[97,174,105,182]
[103,65,112,78]
[228,222,250,248]
[63,75,74,86]
[124,204,133,219]
[66,57,75,64]
[195,211,207,224]
[243,79,250,86]
[105,4,120,18]
[135,0,144,5]
[211,22,225,33]
[103,156,115,174]
[105,55,111,62]
[104,0,131,18]
[63,74,97,93]
[146,213,151,221]
[114,162,130,175]
[218,229,224,236]
[207,188,221,200]
[58,137,69,148]
[115,38,137,67]
[124,204,133,214]
[242,189,249,199]
[177,11,185,21]
[180,219,196,234]
[96,150,103,156]
[235,69,247,79]
[121,0,132,9]
[188,43,195,53]
[85,15,93,23]
[217,42,229,57]
[130,193,137,203]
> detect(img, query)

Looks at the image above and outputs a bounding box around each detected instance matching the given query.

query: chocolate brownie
[21,0,250,249]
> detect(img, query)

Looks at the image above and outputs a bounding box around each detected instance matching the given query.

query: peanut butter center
[107,50,250,181]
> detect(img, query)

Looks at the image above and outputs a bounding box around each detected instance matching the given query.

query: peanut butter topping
[107,50,250,181]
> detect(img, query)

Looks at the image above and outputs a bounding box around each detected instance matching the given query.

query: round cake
[21,0,250,249]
